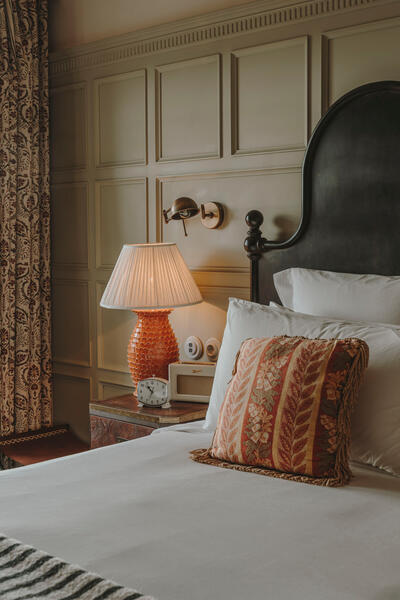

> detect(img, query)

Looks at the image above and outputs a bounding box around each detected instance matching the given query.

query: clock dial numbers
[137,378,169,407]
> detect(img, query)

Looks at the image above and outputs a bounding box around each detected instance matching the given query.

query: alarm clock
[136,376,171,409]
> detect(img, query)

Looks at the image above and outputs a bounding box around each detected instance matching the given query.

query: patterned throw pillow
[191,336,369,486]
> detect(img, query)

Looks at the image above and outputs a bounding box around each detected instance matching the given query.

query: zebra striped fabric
[0,535,156,600]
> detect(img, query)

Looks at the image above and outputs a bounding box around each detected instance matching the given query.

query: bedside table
[89,395,207,449]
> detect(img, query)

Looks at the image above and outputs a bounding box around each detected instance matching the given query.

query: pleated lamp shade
[100,243,202,310]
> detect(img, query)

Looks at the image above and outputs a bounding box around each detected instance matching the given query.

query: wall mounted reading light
[163,197,224,237]
[163,197,199,237]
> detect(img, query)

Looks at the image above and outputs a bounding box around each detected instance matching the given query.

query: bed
[1,424,400,600]
[1,80,400,600]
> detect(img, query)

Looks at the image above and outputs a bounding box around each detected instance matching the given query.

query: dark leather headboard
[245,81,400,304]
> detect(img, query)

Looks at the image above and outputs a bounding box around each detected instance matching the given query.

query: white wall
[49,0,257,51]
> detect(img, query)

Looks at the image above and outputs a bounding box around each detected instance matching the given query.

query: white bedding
[1,423,400,600]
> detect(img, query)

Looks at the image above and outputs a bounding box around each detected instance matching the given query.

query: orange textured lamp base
[127,310,179,390]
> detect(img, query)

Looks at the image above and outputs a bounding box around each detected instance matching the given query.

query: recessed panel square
[51,84,87,170]
[232,38,307,154]
[327,21,400,104]
[96,282,136,373]
[53,280,91,366]
[96,179,147,269]
[52,183,88,268]
[156,55,221,161]
[159,168,301,270]
[96,70,146,166]
[53,375,90,443]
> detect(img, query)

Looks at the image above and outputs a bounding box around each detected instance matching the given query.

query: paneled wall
[50,0,400,442]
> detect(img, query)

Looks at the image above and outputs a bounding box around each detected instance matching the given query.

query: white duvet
[1,423,400,600]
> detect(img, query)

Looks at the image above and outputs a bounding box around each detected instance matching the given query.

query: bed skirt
[0,534,155,600]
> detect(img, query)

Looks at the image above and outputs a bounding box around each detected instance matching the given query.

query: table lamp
[100,243,202,390]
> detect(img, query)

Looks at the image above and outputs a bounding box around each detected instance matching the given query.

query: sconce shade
[100,243,202,310]
[170,197,199,220]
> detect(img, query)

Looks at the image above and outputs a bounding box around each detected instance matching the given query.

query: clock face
[137,377,169,407]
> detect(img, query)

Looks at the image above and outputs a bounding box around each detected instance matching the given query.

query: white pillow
[204,298,400,477]
[274,268,400,324]
[269,301,400,336]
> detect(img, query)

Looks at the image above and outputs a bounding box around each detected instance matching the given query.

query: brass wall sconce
[163,197,224,237]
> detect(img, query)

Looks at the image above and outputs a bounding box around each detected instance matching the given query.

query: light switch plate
[205,338,221,362]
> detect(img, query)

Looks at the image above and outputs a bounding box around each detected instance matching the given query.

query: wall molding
[198,285,251,308]
[94,69,148,168]
[51,181,89,270]
[49,0,391,76]
[231,36,309,156]
[98,381,134,401]
[155,54,222,162]
[95,177,148,270]
[95,281,134,375]
[321,15,400,109]
[156,165,301,272]
[53,279,92,368]
[50,82,88,171]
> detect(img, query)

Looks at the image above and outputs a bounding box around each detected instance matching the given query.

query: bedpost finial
[244,211,266,258]
[245,210,263,229]
[244,211,265,304]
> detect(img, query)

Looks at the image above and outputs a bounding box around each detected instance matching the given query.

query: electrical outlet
[184,336,203,360]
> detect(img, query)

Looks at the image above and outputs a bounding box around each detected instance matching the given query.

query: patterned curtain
[0,0,52,435]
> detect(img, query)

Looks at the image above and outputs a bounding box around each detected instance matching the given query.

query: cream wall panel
[95,70,147,166]
[53,374,91,443]
[325,18,400,105]
[53,280,91,367]
[98,382,134,400]
[156,55,221,161]
[170,301,227,360]
[232,37,308,154]
[50,83,87,170]
[96,282,136,373]
[52,183,88,269]
[158,168,301,270]
[97,287,231,369]
[95,178,148,269]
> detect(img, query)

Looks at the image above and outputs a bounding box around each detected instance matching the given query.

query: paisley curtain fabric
[0,0,52,435]
[192,336,369,486]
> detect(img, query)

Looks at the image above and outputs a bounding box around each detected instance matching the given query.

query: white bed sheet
[1,422,399,600]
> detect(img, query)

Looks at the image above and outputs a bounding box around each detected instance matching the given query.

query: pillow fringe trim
[190,339,369,488]
[332,338,369,485]
[190,448,345,486]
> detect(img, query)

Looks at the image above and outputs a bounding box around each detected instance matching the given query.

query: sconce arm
[162,208,171,224]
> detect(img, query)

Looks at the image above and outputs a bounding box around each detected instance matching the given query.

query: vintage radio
[168,361,216,404]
